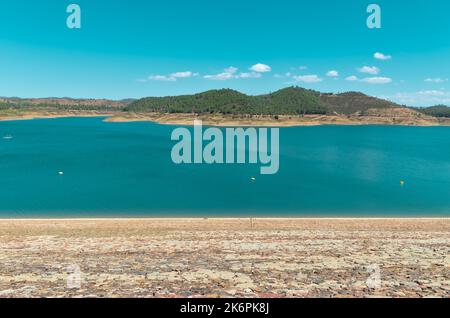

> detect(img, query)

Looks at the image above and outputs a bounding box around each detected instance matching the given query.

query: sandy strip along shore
[3,111,450,126]
[0,218,448,298]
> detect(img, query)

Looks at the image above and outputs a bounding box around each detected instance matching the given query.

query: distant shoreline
[2,111,450,127]
[0,110,119,122]
[104,112,450,127]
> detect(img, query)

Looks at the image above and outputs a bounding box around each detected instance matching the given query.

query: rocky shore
[104,111,450,127]
[0,218,448,298]
[2,110,450,126]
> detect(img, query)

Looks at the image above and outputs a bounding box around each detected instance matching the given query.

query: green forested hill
[127,89,254,114]
[416,105,450,118]
[1,87,448,118]
[261,87,327,114]
[318,92,403,115]
[126,87,406,116]
[126,87,327,115]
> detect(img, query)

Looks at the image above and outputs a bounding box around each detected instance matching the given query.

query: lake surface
[1,117,450,217]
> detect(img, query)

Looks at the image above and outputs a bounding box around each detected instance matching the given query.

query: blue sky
[1,0,449,106]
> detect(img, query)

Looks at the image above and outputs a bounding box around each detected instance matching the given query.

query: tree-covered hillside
[416,105,450,118]
[2,88,448,118]
[0,97,129,111]
[318,92,404,115]
[126,87,408,116]
[127,87,327,115]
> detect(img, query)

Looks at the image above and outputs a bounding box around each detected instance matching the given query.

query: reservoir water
[1,117,449,217]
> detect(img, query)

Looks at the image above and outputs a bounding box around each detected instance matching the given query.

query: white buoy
[58,171,64,176]
[251,177,256,182]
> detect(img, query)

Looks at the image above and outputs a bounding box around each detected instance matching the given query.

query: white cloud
[238,72,262,79]
[345,75,359,81]
[374,52,392,60]
[204,66,237,80]
[390,89,450,106]
[170,71,198,78]
[204,67,262,80]
[425,78,448,83]
[326,70,339,77]
[358,66,380,75]
[204,72,234,80]
[147,70,197,82]
[292,74,323,83]
[361,77,392,84]
[274,72,292,79]
[298,66,308,70]
[148,75,177,82]
[249,63,272,73]
[345,74,392,84]
[224,66,238,74]
[418,90,445,96]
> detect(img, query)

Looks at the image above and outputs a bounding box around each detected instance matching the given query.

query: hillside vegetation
[318,92,403,115]
[0,97,129,112]
[127,87,327,115]
[126,87,407,116]
[416,105,450,118]
[1,88,448,120]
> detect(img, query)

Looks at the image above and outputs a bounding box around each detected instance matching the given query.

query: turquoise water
[1,117,450,217]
